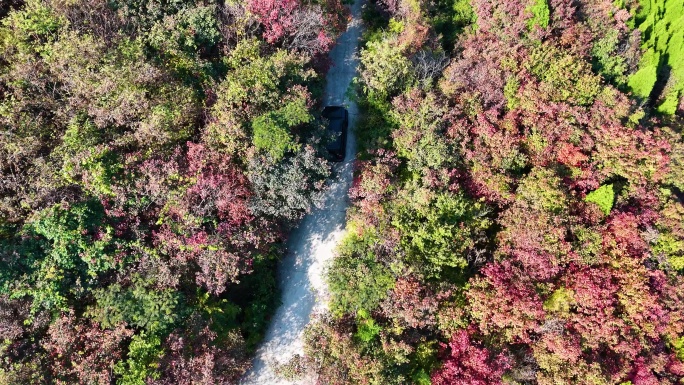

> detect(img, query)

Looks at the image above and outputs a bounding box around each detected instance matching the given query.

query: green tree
[87,275,180,334]
[354,309,382,343]
[251,97,312,160]
[391,190,491,277]
[6,200,119,313]
[360,37,415,99]
[328,231,396,316]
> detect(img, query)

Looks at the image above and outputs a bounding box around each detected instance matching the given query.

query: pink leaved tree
[247,0,339,56]
[432,328,510,385]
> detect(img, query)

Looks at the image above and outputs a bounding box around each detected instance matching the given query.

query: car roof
[327,118,343,133]
[328,133,343,151]
[322,106,346,119]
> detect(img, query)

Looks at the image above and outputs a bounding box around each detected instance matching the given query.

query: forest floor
[239,1,364,384]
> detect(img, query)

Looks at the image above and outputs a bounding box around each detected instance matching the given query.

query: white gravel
[239,2,364,384]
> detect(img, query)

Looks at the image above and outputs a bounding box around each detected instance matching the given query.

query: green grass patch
[628,0,684,114]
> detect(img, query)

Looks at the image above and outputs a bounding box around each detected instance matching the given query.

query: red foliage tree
[185,142,253,228]
[247,0,298,43]
[468,261,546,343]
[247,0,339,55]
[153,315,249,385]
[349,149,400,223]
[381,275,439,329]
[431,328,510,385]
[43,312,133,385]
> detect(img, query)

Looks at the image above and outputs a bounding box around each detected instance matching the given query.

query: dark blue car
[322,106,348,162]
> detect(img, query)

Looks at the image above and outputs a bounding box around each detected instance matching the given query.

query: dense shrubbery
[0,0,345,383]
[309,0,684,384]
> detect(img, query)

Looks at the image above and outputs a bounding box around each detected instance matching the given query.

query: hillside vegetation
[305,0,684,384]
[0,0,345,383]
[1,0,684,384]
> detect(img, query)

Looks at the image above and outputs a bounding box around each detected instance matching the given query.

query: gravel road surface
[240,1,364,384]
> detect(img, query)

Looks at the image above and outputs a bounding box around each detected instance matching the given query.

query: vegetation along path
[240,1,364,384]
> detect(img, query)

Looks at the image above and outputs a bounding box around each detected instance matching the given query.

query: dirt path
[239,2,364,384]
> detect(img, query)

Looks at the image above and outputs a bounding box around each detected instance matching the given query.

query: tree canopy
[307,0,684,384]
[0,0,346,383]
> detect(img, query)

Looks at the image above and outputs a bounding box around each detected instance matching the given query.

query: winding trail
[239,2,364,384]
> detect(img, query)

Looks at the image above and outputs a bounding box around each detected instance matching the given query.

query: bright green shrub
[451,0,476,25]
[669,256,684,271]
[543,287,575,313]
[527,0,550,29]
[504,75,521,110]
[651,232,684,271]
[355,309,382,343]
[585,184,615,215]
[656,89,681,115]
[627,48,660,100]
[251,114,297,160]
[388,18,405,33]
[673,336,684,361]
[114,333,163,385]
